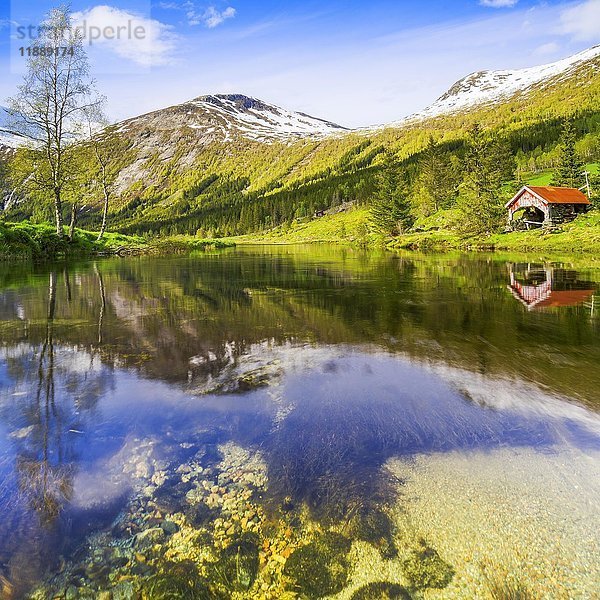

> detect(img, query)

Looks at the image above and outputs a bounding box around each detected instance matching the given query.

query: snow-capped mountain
[117,94,348,143]
[404,45,600,122]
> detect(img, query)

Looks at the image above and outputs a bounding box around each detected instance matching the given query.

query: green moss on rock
[210,533,260,593]
[141,560,210,599]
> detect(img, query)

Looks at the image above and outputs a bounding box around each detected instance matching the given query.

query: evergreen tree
[553,120,585,189]
[457,125,515,235]
[370,153,414,236]
[413,136,458,216]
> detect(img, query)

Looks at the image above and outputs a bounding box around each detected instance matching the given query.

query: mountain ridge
[1,43,599,238]
[115,93,349,144]
[1,45,599,151]
[400,44,600,124]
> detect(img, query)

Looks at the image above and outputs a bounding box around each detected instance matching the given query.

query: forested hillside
[2,46,599,238]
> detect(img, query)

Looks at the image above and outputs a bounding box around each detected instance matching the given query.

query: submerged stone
[283,531,352,598]
[237,370,271,391]
[351,582,412,599]
[112,581,135,600]
[210,534,259,593]
[152,485,185,514]
[160,520,180,535]
[401,539,454,590]
[135,527,166,549]
[65,585,79,600]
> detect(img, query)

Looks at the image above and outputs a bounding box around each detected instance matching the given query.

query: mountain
[117,94,349,144]
[0,94,347,157]
[403,45,600,122]
[2,45,599,236]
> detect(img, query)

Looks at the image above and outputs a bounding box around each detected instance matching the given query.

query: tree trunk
[68,203,77,242]
[54,189,63,238]
[97,189,109,241]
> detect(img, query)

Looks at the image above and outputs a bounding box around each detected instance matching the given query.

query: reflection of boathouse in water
[508,264,596,311]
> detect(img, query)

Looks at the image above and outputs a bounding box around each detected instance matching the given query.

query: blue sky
[1,0,599,126]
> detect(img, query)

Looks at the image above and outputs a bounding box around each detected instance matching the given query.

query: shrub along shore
[3,210,600,262]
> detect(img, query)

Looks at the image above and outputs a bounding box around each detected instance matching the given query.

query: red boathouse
[506,185,590,228]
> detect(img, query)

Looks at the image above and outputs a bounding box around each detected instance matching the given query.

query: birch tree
[8,5,102,238]
[82,115,124,241]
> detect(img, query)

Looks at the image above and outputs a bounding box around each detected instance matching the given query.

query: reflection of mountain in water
[1,250,600,406]
[509,263,596,310]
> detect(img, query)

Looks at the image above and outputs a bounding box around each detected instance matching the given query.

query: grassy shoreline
[0,221,234,261]
[5,210,600,262]
[227,207,600,255]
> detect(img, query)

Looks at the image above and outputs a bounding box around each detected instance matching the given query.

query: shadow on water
[225,352,600,525]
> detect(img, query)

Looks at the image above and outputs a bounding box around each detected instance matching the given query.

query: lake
[0,246,599,599]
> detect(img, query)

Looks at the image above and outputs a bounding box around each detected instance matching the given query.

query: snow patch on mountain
[389,45,600,126]
[118,94,349,143]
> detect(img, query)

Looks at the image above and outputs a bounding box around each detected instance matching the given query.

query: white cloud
[534,41,560,56]
[186,5,236,28]
[72,5,178,67]
[480,0,519,7]
[560,0,600,42]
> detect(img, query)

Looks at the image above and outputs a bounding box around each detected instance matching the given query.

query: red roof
[535,289,594,308]
[528,186,590,205]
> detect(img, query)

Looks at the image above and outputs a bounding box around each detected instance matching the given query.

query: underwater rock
[84,562,111,584]
[401,539,454,590]
[160,520,180,536]
[351,582,412,599]
[283,531,352,598]
[152,485,185,514]
[210,534,260,593]
[347,508,397,558]
[65,585,79,600]
[183,502,216,527]
[141,560,210,600]
[237,370,271,392]
[111,581,135,600]
[135,527,166,549]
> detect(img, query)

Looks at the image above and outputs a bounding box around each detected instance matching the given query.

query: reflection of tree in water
[0,271,114,597]
[17,272,73,525]
[0,252,598,596]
